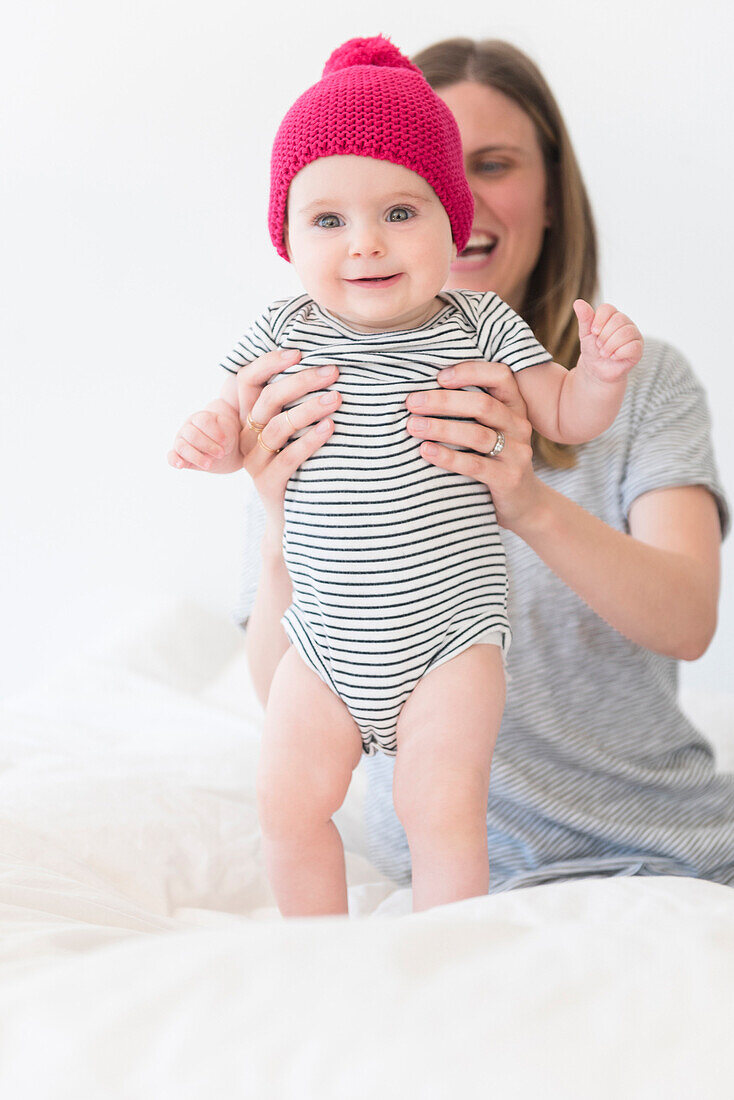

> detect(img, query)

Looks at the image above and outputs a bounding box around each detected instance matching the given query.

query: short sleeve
[473,292,553,372]
[219,302,280,375]
[619,342,730,540]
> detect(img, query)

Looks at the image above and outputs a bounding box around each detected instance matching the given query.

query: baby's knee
[392,759,488,847]
[256,748,353,841]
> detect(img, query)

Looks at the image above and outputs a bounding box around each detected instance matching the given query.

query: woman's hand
[236,349,342,542]
[405,360,544,533]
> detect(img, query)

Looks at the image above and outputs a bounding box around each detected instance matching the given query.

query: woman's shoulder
[615,334,715,440]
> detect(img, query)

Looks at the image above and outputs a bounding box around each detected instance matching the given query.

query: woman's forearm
[244,533,292,707]
[512,482,717,660]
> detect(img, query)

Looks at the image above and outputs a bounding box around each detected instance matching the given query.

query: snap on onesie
[221,288,553,755]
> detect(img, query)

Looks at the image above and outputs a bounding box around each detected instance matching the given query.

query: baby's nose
[348,226,385,257]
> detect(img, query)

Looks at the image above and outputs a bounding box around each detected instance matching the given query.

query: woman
[234,38,733,893]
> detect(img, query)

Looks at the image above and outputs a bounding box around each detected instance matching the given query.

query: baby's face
[284,156,457,333]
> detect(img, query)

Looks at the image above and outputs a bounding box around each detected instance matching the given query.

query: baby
[170,36,643,917]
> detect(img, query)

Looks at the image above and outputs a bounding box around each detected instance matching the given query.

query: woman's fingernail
[408,392,426,406]
[281,348,298,359]
[423,443,438,455]
[319,392,336,404]
[410,417,428,431]
[439,368,455,381]
[316,418,331,434]
[317,365,335,376]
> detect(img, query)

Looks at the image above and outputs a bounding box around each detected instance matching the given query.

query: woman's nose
[469,184,488,214]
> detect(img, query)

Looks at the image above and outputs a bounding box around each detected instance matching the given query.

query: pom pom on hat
[268,34,473,261]
[322,35,422,77]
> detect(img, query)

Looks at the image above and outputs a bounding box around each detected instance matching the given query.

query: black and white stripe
[221,290,552,755]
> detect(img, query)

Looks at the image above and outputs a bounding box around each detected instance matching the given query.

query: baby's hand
[168,409,241,472]
[573,300,644,383]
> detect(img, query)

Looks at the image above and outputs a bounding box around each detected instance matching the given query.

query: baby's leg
[257,646,363,917]
[393,644,505,912]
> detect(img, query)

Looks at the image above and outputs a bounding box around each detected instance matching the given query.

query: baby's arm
[168,372,244,473]
[515,300,644,445]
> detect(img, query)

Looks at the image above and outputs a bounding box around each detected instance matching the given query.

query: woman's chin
[447,249,502,292]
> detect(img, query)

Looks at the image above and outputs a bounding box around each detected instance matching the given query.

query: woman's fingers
[435,359,529,417]
[414,429,530,484]
[237,347,302,389]
[407,386,514,430]
[255,363,338,420]
[407,411,504,456]
[406,371,531,452]
[234,349,298,427]
[247,417,336,484]
[235,347,336,410]
[243,360,339,428]
[243,387,341,471]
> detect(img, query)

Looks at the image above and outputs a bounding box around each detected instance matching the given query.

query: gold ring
[257,434,281,455]
[247,412,266,432]
[284,408,296,431]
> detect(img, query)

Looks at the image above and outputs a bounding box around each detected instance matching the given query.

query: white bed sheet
[1,598,732,1099]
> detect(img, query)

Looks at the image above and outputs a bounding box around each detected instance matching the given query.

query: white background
[2,0,732,698]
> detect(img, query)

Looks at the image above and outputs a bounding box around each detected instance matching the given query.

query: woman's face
[438,81,550,314]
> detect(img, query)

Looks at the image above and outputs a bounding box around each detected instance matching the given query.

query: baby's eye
[314,214,343,229]
[387,206,415,222]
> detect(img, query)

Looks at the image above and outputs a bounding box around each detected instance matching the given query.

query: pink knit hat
[268,35,473,261]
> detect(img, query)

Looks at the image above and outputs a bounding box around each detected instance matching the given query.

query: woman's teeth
[460,234,497,257]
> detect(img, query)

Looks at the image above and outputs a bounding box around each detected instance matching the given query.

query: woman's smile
[451,231,498,272]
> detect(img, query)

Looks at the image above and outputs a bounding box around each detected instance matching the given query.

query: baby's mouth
[345,273,403,287]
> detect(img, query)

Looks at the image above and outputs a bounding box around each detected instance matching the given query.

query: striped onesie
[221,289,552,756]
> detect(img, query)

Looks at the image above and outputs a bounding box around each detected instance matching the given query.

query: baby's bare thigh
[261,646,363,790]
[396,644,505,776]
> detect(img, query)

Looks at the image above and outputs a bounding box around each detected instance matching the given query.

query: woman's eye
[387,206,414,222]
[476,161,506,175]
[314,214,343,229]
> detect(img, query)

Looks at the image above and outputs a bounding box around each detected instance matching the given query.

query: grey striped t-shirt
[232,334,733,893]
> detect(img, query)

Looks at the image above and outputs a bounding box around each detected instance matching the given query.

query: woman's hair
[412,38,599,468]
